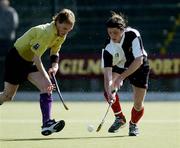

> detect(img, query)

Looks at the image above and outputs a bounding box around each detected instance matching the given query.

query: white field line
[0,119,180,124]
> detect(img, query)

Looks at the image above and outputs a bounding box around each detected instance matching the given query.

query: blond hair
[53,9,75,25]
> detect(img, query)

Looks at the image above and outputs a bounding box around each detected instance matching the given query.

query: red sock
[104,91,124,118]
[130,107,144,124]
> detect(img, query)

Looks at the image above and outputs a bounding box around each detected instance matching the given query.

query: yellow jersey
[14,21,66,61]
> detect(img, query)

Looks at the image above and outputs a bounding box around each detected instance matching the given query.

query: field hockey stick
[96,88,118,132]
[51,73,69,110]
[96,99,113,132]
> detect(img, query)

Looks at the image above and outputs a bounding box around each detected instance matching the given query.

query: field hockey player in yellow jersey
[0,9,75,136]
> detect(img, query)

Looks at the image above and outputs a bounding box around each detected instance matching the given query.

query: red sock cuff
[131,107,144,124]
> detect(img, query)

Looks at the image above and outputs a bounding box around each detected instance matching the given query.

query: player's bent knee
[6,95,14,101]
[1,92,14,102]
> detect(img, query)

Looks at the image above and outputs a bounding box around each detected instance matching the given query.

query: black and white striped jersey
[101,27,147,69]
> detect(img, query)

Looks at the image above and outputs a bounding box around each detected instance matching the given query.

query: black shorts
[112,61,150,89]
[4,47,38,85]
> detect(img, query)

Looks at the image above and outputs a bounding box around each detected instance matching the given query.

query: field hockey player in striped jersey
[101,11,150,136]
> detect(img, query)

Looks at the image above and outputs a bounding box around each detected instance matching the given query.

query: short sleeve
[30,39,47,57]
[103,50,113,67]
[132,37,144,58]
[29,27,47,57]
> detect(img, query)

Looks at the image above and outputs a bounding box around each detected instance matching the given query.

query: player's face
[107,28,124,43]
[56,21,74,37]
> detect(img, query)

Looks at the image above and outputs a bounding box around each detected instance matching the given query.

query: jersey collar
[110,33,125,48]
[51,21,58,36]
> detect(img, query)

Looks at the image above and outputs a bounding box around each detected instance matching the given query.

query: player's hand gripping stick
[96,89,118,132]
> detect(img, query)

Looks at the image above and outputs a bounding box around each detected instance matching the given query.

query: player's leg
[128,62,149,136]
[105,72,126,133]
[0,82,19,105]
[28,71,53,123]
[0,47,21,104]
[27,72,65,136]
[129,86,146,136]
[132,85,146,112]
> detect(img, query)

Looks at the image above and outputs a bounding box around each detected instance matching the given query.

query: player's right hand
[44,76,55,94]
[47,83,55,93]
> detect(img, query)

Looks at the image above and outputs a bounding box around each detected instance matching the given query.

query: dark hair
[106,11,127,29]
[53,8,75,25]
